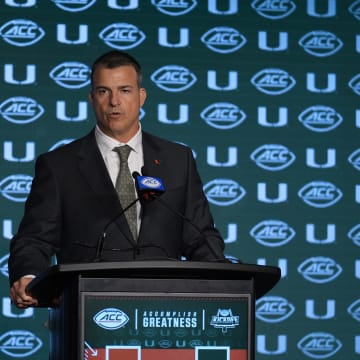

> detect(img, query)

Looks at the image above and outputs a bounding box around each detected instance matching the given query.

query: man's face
[89,65,146,142]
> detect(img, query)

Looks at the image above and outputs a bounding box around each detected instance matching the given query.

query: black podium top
[27,260,281,306]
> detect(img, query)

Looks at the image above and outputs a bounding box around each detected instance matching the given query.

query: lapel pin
[154,159,161,165]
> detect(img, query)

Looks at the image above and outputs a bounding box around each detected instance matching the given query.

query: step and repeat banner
[0,0,359,359]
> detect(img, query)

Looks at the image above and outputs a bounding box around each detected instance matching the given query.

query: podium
[28,261,280,360]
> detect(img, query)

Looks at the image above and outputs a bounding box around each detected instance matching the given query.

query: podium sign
[83,292,250,360]
[28,261,280,360]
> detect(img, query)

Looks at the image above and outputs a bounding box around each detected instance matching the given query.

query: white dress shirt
[95,124,144,234]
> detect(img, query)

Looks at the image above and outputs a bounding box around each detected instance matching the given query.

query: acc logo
[52,0,96,12]
[49,62,90,89]
[297,332,342,359]
[151,65,197,92]
[0,330,43,357]
[298,181,342,208]
[210,309,239,333]
[200,102,246,129]
[299,31,343,57]
[297,257,342,284]
[256,296,295,323]
[0,174,32,202]
[0,97,44,124]
[349,0,360,20]
[250,220,295,247]
[139,176,164,190]
[0,254,9,277]
[348,74,360,95]
[204,179,246,206]
[93,308,129,330]
[250,144,295,171]
[298,105,342,132]
[151,0,197,16]
[0,19,45,46]
[347,224,360,246]
[251,0,296,19]
[348,149,360,170]
[201,27,246,54]
[251,68,295,95]
[99,23,145,50]
[347,299,360,321]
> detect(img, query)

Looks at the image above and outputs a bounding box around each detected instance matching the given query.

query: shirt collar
[95,124,143,154]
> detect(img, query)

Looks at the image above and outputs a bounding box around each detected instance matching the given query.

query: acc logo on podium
[93,308,129,330]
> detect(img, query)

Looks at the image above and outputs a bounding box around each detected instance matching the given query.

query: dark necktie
[113,145,137,241]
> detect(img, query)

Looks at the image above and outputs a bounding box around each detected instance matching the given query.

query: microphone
[94,173,169,262]
[94,197,139,262]
[132,172,227,262]
[132,172,165,203]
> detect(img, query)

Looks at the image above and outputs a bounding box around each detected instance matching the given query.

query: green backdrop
[0,0,359,359]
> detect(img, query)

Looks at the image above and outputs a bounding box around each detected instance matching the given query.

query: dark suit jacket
[8,129,225,285]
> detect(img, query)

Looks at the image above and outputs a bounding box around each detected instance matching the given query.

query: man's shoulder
[39,130,95,160]
[142,131,190,153]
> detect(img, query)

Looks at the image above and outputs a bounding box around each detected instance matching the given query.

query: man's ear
[140,87,147,107]
[88,91,94,104]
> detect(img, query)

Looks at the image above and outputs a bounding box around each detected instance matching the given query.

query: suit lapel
[77,131,117,205]
[76,131,134,241]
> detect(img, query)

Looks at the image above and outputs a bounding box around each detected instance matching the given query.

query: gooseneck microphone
[94,173,168,262]
[94,171,227,262]
[132,172,227,262]
[94,198,139,262]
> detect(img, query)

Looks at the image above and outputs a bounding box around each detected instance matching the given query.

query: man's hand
[10,277,38,308]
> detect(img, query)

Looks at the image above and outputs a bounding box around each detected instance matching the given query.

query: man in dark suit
[8,50,226,308]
